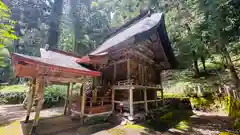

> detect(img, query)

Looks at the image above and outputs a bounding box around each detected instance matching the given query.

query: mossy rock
[233,118,240,130]
[219,132,236,135]
[160,112,173,121]
[77,127,89,135]
[175,120,189,130]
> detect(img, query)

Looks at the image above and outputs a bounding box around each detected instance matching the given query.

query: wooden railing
[86,96,111,107]
[115,79,134,85]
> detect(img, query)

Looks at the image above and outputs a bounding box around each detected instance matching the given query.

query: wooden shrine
[11,10,177,135]
[75,10,177,119]
[11,48,101,135]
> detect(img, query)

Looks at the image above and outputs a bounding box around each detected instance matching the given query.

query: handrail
[85,96,111,107]
[86,96,111,99]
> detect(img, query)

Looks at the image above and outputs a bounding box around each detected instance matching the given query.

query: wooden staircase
[71,86,112,116]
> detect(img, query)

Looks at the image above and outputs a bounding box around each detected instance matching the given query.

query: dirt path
[0,104,63,126]
[0,105,238,135]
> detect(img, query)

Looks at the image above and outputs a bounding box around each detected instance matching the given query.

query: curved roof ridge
[90,12,163,55]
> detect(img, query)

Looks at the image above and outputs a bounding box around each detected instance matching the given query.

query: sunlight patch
[175,120,189,131]
[124,124,145,130]
[219,132,236,135]
[0,121,22,135]
[107,128,125,135]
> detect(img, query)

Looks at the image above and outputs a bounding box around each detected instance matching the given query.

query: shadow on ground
[0,105,25,127]
[20,115,118,135]
[140,111,239,135]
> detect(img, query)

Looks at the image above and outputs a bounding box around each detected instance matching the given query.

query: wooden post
[144,88,148,112]
[24,78,36,123]
[80,83,86,119]
[127,59,131,80]
[114,63,116,84]
[155,89,158,109]
[63,83,70,115]
[30,78,45,135]
[92,77,97,103]
[67,83,73,115]
[129,88,134,116]
[112,89,115,112]
[161,89,163,99]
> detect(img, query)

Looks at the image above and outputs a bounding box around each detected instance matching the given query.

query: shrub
[0,85,69,107]
[0,92,26,104]
[233,118,240,130]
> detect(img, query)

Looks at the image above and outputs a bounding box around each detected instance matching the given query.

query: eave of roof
[90,13,163,55]
[11,53,101,77]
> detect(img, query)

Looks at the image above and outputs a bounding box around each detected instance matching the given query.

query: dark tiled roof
[89,12,177,68]
[91,13,163,55]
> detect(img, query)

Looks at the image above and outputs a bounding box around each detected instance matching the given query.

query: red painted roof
[11,51,101,77]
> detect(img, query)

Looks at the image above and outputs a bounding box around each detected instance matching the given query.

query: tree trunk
[201,56,206,73]
[193,51,200,77]
[221,44,239,89]
[47,0,64,49]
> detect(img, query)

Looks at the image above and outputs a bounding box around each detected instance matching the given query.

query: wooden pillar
[92,77,97,103]
[144,88,148,112]
[63,83,70,115]
[112,88,115,112]
[129,88,133,116]
[67,83,73,115]
[24,78,36,123]
[80,83,86,119]
[127,58,130,80]
[113,63,116,83]
[155,89,158,108]
[161,89,163,99]
[30,78,45,135]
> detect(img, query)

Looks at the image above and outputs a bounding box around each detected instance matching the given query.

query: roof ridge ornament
[45,44,49,51]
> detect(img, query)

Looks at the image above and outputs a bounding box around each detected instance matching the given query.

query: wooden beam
[113,101,122,104]
[133,49,155,64]
[63,83,70,115]
[112,85,162,90]
[144,88,148,112]
[129,88,133,116]
[67,83,73,115]
[113,63,116,83]
[30,78,45,135]
[80,83,86,120]
[84,111,112,117]
[127,58,130,80]
[155,89,158,108]
[138,64,141,85]
[161,89,163,99]
[133,99,163,104]
[112,89,115,112]
[146,99,162,103]
[141,64,144,85]
[24,78,36,123]
[104,59,128,68]
[92,77,97,103]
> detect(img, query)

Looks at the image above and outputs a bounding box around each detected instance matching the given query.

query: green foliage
[228,96,240,118]
[0,1,17,67]
[145,110,193,132]
[0,92,26,104]
[233,118,240,130]
[219,132,236,135]
[163,92,230,113]
[0,84,27,92]
[175,120,189,130]
[160,112,173,121]
[0,84,69,106]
